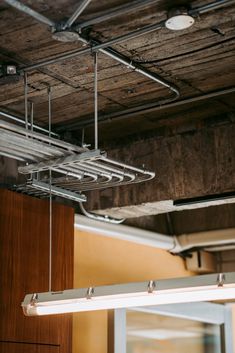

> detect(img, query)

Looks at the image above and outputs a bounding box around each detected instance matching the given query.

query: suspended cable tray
[2,119,155,200]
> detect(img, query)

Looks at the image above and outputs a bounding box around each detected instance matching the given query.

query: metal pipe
[75,214,176,250]
[19,0,234,73]
[4,0,56,27]
[21,21,166,72]
[78,0,235,28]
[0,150,25,161]
[23,34,179,103]
[189,0,235,16]
[79,202,125,224]
[0,110,59,137]
[64,0,92,29]
[85,160,135,181]
[0,119,85,153]
[75,215,235,254]
[61,86,235,130]
[98,45,179,95]
[0,130,63,157]
[103,156,155,179]
[79,161,128,182]
[12,4,178,100]
[173,228,235,253]
[0,145,38,162]
[76,0,160,29]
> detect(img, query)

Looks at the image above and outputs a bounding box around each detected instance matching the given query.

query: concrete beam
[87,121,235,218]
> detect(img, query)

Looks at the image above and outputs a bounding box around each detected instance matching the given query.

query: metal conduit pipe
[0,110,59,137]
[77,0,160,29]
[79,202,125,224]
[189,0,235,15]
[22,37,179,101]
[61,86,235,131]
[4,0,55,27]
[15,0,234,72]
[77,36,180,99]
[76,0,235,29]
[98,46,179,97]
[63,0,92,29]
[22,22,164,72]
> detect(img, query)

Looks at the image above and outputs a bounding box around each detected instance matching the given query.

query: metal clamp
[147,280,156,293]
[30,293,38,305]
[217,273,226,287]
[86,286,94,299]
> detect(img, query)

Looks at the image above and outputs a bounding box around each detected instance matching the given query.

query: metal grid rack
[2,119,155,200]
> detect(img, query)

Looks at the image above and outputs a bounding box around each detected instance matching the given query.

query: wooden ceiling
[0,0,235,146]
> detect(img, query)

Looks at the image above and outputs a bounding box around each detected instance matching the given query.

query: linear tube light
[22,272,235,316]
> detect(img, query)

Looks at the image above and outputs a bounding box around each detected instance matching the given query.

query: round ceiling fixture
[165,8,195,31]
[52,30,80,42]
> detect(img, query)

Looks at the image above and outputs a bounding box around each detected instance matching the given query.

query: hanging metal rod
[58,86,235,131]
[94,51,98,150]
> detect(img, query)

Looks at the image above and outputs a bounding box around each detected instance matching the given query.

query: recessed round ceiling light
[165,8,195,31]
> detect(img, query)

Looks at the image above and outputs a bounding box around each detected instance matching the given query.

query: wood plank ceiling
[0,0,235,146]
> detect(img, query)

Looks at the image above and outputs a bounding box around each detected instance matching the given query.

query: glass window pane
[126,309,221,353]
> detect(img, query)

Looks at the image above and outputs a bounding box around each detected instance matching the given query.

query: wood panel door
[0,189,74,353]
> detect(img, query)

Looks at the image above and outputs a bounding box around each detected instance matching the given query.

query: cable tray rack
[2,119,155,200]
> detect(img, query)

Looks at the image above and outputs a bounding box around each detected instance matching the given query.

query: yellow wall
[73,229,194,353]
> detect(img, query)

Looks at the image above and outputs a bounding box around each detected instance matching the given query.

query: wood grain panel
[0,342,59,353]
[0,189,74,353]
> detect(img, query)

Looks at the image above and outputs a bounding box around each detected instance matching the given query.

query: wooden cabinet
[0,189,74,353]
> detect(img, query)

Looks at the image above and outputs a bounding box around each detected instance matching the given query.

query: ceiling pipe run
[0,110,59,137]
[21,21,164,71]
[75,215,177,251]
[72,0,235,30]
[4,0,55,27]
[22,38,179,103]
[175,228,235,253]
[58,86,235,131]
[75,215,235,254]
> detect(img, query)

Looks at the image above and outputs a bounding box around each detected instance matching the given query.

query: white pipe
[75,215,235,254]
[75,215,177,251]
[175,228,235,253]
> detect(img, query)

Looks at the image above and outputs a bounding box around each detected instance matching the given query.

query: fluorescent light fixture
[22,272,235,316]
